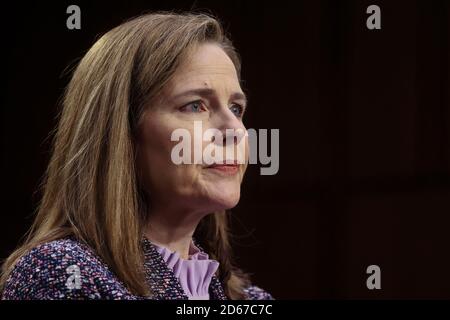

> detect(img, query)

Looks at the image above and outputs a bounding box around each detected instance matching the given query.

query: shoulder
[2,238,132,300]
[244,285,274,300]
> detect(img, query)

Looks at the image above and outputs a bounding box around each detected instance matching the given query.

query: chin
[213,192,240,211]
[202,190,241,212]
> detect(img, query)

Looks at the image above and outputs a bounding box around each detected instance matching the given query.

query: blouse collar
[142,237,221,300]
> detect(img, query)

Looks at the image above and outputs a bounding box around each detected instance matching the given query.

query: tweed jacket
[1,237,273,300]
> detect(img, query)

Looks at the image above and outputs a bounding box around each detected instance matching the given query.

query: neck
[144,206,206,259]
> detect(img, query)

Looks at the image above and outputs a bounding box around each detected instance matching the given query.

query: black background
[2,0,449,299]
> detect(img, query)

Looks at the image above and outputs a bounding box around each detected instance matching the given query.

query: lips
[206,160,239,167]
[204,161,240,175]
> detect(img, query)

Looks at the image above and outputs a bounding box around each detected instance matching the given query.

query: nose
[211,105,246,146]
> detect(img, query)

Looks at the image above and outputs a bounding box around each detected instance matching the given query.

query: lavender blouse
[152,241,219,300]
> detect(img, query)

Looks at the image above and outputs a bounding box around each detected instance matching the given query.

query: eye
[230,103,245,118]
[179,101,207,113]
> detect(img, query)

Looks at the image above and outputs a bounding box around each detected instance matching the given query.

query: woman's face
[137,43,248,216]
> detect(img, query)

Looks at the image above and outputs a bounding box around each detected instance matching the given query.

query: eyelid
[179,99,207,111]
[178,99,246,118]
[235,101,247,110]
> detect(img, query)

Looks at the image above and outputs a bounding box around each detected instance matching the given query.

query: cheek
[136,114,204,199]
[136,115,180,189]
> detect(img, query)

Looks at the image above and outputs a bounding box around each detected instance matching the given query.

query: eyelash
[179,100,207,113]
[179,100,245,118]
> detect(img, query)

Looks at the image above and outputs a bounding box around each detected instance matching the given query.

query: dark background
[2,0,449,299]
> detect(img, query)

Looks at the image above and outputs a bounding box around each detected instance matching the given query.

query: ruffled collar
[145,238,220,300]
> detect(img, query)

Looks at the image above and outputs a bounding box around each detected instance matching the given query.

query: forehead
[167,43,241,92]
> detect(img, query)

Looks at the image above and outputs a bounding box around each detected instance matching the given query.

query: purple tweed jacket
[1,237,273,300]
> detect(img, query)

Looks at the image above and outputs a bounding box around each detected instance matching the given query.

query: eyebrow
[171,88,247,105]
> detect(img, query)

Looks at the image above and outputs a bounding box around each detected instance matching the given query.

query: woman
[1,12,273,300]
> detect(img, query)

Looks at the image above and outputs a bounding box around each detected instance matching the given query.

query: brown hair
[1,12,250,299]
